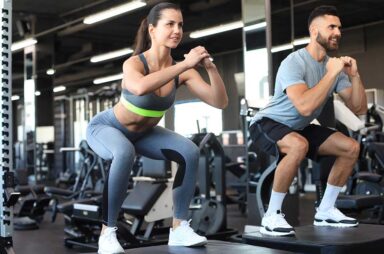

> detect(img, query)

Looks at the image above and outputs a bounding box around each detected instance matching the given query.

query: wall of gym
[12,10,384,135]
[169,20,384,131]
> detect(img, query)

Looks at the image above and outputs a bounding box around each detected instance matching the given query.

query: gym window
[174,100,223,137]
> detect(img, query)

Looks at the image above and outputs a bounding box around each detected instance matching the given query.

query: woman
[86,2,228,253]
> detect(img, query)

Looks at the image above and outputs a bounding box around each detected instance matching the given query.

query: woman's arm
[122,47,209,96]
[181,57,228,109]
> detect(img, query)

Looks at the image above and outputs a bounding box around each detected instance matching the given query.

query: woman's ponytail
[133,17,151,55]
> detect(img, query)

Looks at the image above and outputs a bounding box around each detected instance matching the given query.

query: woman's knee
[182,142,200,164]
[111,143,136,165]
[163,142,199,166]
[86,134,113,160]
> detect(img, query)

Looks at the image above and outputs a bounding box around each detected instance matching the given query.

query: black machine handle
[198,133,215,150]
[3,172,20,207]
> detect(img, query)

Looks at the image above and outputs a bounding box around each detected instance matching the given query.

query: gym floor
[12,193,316,254]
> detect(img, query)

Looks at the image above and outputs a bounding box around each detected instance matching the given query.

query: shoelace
[265,211,286,219]
[104,227,118,242]
[269,213,291,227]
[179,219,194,232]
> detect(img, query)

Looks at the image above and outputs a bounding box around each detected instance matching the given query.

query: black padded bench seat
[336,194,384,210]
[44,186,75,196]
[243,224,384,254]
[16,184,46,195]
[121,181,167,216]
[84,240,296,253]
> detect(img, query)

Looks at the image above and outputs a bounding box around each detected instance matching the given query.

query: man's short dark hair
[308,5,339,28]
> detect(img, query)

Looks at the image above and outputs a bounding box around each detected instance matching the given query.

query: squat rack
[1,0,19,253]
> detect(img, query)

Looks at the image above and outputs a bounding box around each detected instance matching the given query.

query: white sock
[318,183,342,212]
[266,190,286,215]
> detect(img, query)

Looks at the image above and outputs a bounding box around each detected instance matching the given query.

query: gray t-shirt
[250,48,351,130]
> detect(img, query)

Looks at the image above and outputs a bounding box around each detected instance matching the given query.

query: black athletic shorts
[249,117,336,161]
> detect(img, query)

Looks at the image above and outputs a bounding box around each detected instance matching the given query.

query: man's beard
[316,32,339,52]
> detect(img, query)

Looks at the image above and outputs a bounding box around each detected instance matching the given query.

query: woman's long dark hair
[133,2,180,55]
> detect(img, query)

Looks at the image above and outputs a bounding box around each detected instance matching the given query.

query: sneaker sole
[260,227,295,236]
[168,239,208,247]
[97,250,125,254]
[313,220,359,227]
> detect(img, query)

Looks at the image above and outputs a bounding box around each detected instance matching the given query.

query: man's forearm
[349,73,367,114]
[298,72,337,115]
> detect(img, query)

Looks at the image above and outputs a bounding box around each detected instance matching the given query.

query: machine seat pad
[122,181,166,216]
[16,184,46,196]
[57,197,101,215]
[356,172,382,183]
[336,194,384,210]
[44,186,74,196]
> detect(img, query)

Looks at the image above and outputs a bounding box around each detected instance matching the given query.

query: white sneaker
[314,207,358,227]
[168,220,208,246]
[260,210,295,236]
[98,227,125,254]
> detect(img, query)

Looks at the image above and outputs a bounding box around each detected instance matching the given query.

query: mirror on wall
[241,0,269,108]
[23,46,37,183]
[242,0,302,108]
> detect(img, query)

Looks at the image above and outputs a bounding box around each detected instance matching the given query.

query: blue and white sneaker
[260,210,295,236]
[314,207,358,227]
[168,220,207,246]
[98,227,125,254]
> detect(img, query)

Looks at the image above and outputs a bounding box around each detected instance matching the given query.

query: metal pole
[264,0,273,96]
[290,0,295,52]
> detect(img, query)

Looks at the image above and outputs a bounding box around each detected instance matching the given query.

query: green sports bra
[120,53,179,117]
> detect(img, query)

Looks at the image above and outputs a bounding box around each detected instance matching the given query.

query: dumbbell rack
[1,0,19,253]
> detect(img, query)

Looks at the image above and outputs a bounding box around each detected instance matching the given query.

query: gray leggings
[86,108,199,226]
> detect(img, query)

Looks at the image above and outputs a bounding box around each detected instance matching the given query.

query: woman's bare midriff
[113,102,162,132]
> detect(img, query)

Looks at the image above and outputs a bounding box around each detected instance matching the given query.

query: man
[249,5,367,236]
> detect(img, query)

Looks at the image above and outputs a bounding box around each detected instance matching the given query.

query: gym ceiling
[11,0,384,95]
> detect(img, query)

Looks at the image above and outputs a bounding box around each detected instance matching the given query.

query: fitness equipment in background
[13,183,51,230]
[44,140,105,225]
[63,156,173,250]
[52,84,120,184]
[189,132,237,237]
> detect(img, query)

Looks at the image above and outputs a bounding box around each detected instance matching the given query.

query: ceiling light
[53,86,66,93]
[46,68,55,75]
[11,38,37,52]
[35,91,41,96]
[271,37,310,53]
[189,20,243,38]
[93,73,123,85]
[83,0,147,25]
[11,95,20,101]
[243,22,267,32]
[90,48,133,63]
[271,43,293,53]
[293,37,310,46]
